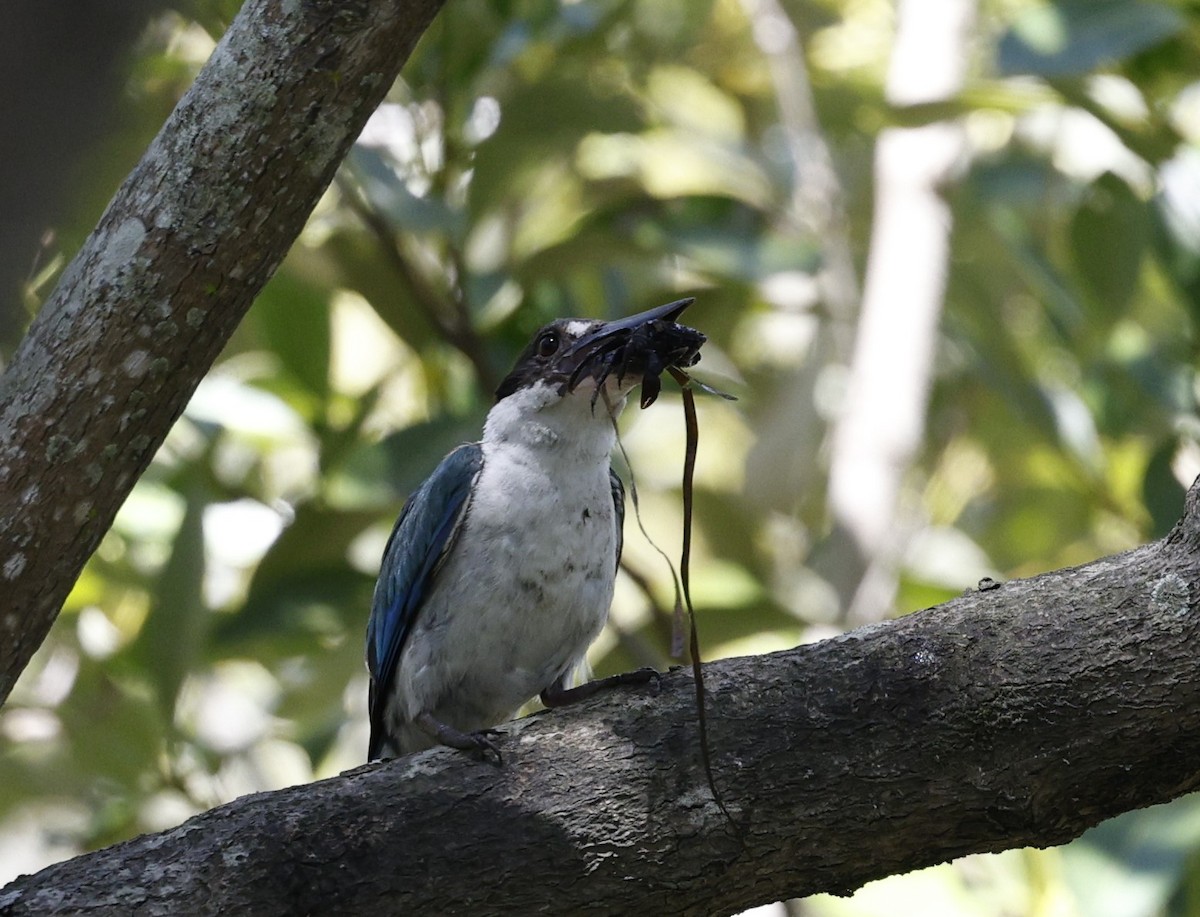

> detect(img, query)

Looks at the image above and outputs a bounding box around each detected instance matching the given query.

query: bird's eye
[537,331,560,358]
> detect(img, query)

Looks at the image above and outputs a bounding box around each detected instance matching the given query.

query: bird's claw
[468,728,504,765]
[415,712,505,765]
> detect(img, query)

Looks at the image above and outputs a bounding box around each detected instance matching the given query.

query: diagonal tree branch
[0,0,446,706]
[5,479,1200,916]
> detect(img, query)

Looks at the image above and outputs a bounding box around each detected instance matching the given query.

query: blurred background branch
[825,0,975,625]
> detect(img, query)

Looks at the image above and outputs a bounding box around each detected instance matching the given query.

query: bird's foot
[415,712,504,765]
[540,667,661,708]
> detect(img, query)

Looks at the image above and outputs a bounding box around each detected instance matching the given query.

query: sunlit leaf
[129,478,210,723]
[213,505,379,651]
[329,414,486,508]
[253,265,332,401]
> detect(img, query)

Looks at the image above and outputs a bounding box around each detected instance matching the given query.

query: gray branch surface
[4,482,1200,915]
[0,0,445,705]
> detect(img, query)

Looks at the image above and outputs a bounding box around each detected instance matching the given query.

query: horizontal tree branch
[5,480,1200,916]
[0,0,445,706]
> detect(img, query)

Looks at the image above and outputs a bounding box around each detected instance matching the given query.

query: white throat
[483,380,626,463]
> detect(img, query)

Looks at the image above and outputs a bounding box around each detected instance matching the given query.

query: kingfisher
[366,298,707,761]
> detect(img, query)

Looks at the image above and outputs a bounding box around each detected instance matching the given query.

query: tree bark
[0,0,445,706]
[4,479,1200,915]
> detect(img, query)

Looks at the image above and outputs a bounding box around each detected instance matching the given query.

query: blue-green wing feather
[366,443,484,759]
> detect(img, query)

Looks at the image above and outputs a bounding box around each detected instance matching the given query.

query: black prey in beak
[562,298,707,408]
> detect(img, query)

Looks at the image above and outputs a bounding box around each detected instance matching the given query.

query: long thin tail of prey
[670,369,740,834]
[612,375,741,836]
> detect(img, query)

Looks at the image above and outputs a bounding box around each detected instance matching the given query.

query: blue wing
[366,443,484,760]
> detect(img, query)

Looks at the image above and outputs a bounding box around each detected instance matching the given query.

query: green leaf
[1142,437,1186,538]
[322,229,440,350]
[129,477,210,722]
[347,146,467,238]
[57,664,166,791]
[468,70,642,216]
[328,414,485,508]
[253,267,331,399]
[213,505,379,651]
[1070,172,1149,313]
[999,0,1183,77]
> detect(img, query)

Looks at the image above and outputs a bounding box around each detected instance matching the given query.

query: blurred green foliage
[4,0,1200,912]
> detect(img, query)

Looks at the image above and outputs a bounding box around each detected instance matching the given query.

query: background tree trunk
[825,0,975,624]
[4,477,1199,915]
[0,0,165,347]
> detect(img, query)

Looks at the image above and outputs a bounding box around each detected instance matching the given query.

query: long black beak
[564,297,695,359]
[591,297,694,336]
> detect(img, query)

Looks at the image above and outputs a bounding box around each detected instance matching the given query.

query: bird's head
[494,298,706,410]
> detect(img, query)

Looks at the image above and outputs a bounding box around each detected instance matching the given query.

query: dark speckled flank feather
[609,466,625,571]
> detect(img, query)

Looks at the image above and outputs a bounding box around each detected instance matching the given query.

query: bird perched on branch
[366,298,706,761]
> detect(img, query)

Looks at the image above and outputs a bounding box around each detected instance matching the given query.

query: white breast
[387,380,623,745]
